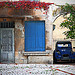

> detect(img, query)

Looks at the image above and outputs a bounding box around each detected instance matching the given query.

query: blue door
[25,21,45,52]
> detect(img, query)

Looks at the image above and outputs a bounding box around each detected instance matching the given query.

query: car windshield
[57,43,71,48]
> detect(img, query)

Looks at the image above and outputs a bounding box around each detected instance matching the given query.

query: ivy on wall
[0,1,54,10]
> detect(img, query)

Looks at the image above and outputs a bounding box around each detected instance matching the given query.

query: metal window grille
[0,22,15,28]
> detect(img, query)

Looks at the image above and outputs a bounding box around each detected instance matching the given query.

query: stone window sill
[23,51,50,56]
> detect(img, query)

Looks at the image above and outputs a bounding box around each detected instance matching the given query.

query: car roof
[56,41,71,44]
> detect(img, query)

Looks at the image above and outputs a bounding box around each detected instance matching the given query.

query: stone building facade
[0,1,54,64]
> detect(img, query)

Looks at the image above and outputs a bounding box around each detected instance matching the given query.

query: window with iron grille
[0,22,15,28]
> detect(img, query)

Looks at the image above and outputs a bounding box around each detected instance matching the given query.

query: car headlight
[56,50,61,54]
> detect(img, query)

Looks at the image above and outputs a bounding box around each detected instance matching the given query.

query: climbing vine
[0,1,54,10]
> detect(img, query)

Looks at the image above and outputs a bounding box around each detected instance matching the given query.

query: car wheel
[53,57,57,64]
[53,52,57,64]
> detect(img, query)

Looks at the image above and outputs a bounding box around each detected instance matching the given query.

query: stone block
[28,56,53,64]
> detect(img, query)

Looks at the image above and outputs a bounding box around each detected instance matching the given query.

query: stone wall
[0,5,53,64]
[14,20,27,63]
[14,8,53,64]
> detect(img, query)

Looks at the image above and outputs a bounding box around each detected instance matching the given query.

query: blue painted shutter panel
[25,21,45,52]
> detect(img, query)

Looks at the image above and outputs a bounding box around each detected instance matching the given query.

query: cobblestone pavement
[0,64,75,75]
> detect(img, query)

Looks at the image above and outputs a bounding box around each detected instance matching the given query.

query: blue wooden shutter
[25,21,45,52]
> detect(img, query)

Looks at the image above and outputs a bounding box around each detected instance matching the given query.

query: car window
[57,44,71,47]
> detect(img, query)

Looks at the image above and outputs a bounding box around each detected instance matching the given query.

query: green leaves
[60,4,75,39]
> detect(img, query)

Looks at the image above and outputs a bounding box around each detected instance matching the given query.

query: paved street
[0,64,75,75]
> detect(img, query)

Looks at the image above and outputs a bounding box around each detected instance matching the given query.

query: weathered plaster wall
[28,56,53,64]
[14,17,53,64]
[53,15,68,39]
[0,5,54,64]
[53,15,75,51]
[14,19,28,63]
[14,8,53,64]
[45,5,53,50]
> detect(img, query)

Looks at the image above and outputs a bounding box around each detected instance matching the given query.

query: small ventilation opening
[0,22,15,28]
